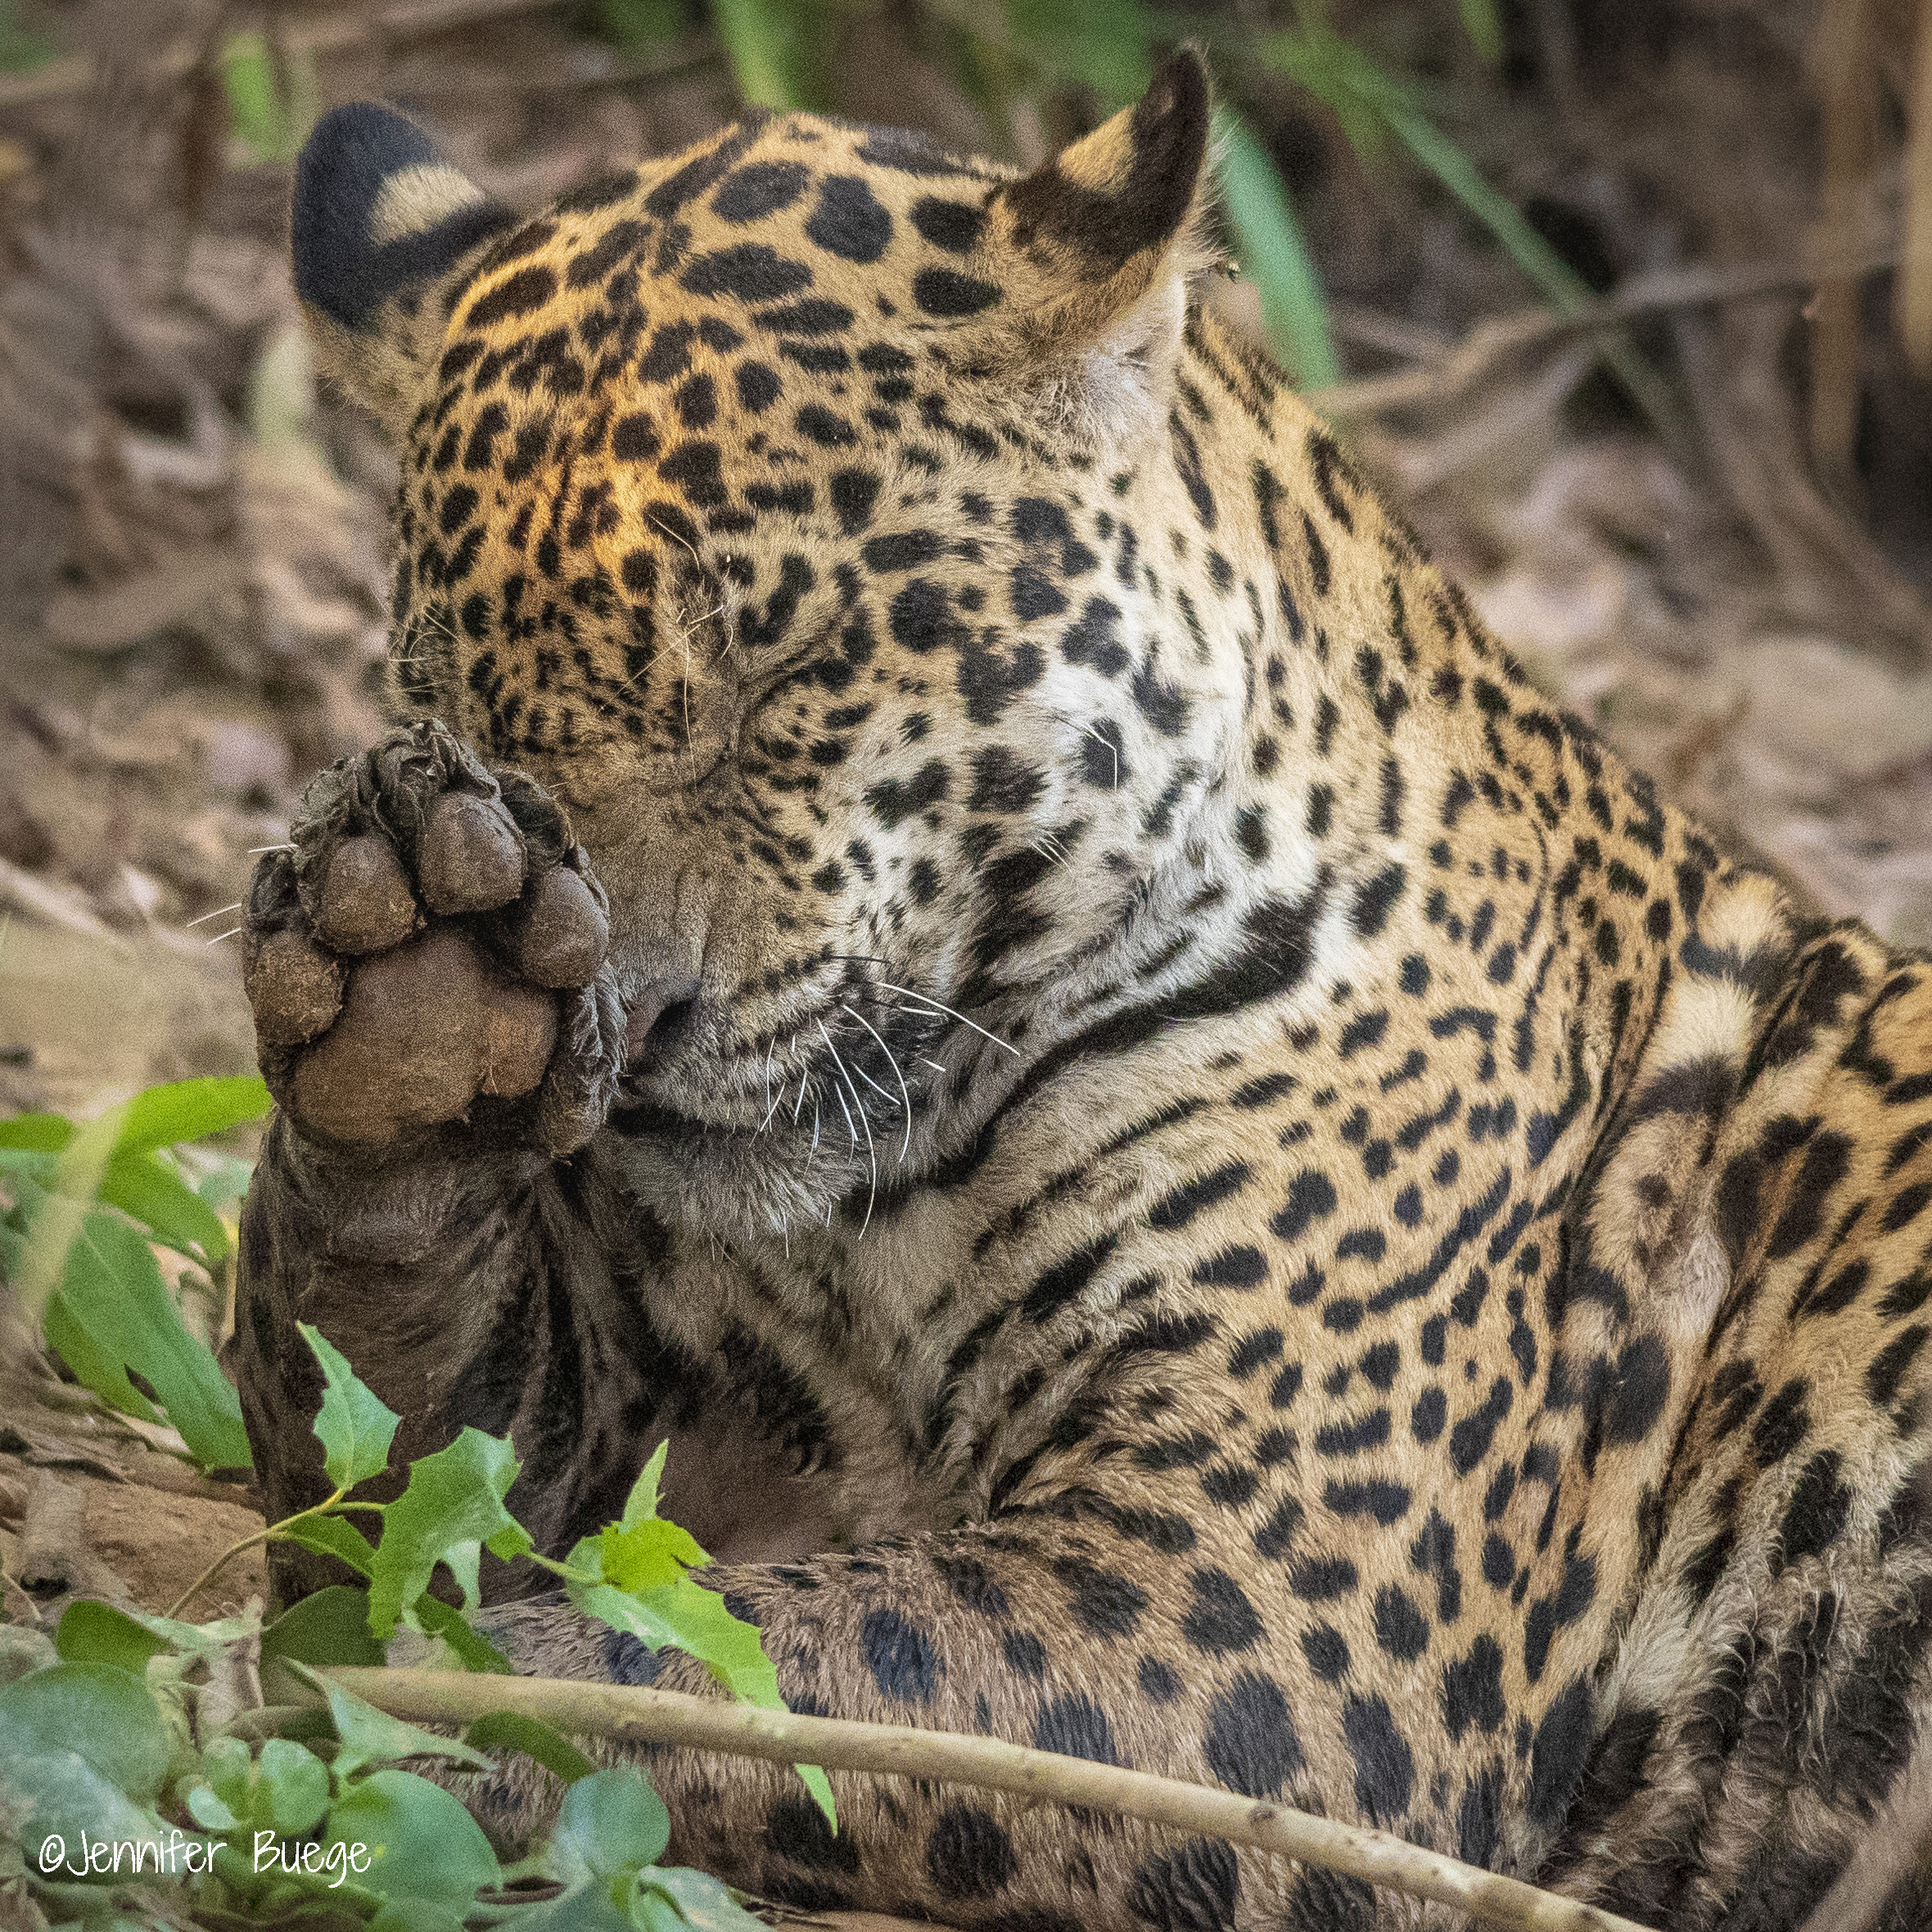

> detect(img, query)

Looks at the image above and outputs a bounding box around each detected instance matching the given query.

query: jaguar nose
[623,975,701,1067]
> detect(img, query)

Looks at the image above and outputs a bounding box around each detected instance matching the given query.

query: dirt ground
[0,0,1930,1917]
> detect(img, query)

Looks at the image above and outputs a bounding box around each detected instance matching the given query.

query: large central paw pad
[243,722,621,1154]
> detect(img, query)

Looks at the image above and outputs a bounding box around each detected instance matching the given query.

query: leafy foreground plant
[0,1324,829,1930]
[0,1075,268,1472]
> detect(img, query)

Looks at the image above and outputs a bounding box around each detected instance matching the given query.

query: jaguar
[233,52,1932,1930]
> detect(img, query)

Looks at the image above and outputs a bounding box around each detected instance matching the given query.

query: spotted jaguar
[232,52,1932,1930]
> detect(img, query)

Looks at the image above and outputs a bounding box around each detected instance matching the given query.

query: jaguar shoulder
[233,52,1932,1932]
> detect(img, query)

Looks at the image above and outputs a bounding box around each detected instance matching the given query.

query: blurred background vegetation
[1,0,1931,1126]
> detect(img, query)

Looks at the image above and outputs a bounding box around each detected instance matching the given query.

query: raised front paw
[243,721,623,1156]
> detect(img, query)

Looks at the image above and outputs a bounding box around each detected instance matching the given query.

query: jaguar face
[293,61,1288,1233]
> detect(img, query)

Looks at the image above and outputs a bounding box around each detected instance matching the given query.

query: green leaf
[372,1905,470,1932]
[262,1585,386,1667]
[300,1323,400,1490]
[633,1885,688,1932]
[499,1880,636,1931]
[618,1438,670,1528]
[54,1600,169,1675]
[598,0,688,50]
[642,1866,770,1931]
[186,1780,245,1832]
[465,1710,594,1785]
[114,1075,272,1155]
[364,1427,530,1640]
[0,1749,166,1880]
[413,1592,512,1674]
[710,0,840,109]
[297,1666,492,1779]
[282,1510,377,1578]
[1212,108,1340,390]
[0,1109,70,1152]
[0,1661,171,1799]
[323,1768,500,1905]
[45,1207,252,1469]
[255,1736,332,1835]
[568,1573,835,1829]
[99,1148,232,1264]
[1459,0,1504,63]
[1003,0,1153,105]
[555,1767,670,1877]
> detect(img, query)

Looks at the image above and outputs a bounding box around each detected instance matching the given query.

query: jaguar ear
[972,50,1212,399]
[291,102,513,440]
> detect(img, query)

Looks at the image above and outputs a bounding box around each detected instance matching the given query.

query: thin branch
[1314,246,1902,419]
[320,1666,1658,1932]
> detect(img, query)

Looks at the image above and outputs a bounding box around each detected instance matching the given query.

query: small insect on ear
[291,102,513,442]
[968,49,1212,404]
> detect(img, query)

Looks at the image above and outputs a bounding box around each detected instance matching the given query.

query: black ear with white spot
[967,50,1212,392]
[291,103,512,438]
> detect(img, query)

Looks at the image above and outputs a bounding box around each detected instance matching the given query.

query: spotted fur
[237,53,1932,1930]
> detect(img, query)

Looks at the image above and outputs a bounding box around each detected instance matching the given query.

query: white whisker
[919,1056,949,1074]
[792,1068,808,1122]
[842,1001,914,1162]
[187,901,243,928]
[204,927,243,945]
[818,1018,878,1237]
[246,844,294,855]
[873,981,1020,1054]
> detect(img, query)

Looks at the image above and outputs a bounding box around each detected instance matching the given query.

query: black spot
[797,403,857,447]
[1780,1450,1853,1565]
[681,243,813,302]
[864,529,946,573]
[1138,1654,1182,1701]
[926,1804,1013,1897]
[807,175,894,260]
[464,264,557,327]
[1449,1377,1513,1476]
[1343,1695,1415,1823]
[1002,1629,1046,1677]
[828,467,881,535]
[735,361,782,412]
[1527,1675,1594,1829]
[1273,1170,1338,1244]
[1058,1559,1149,1637]
[1033,1694,1122,1765]
[1182,1568,1264,1654]
[1442,1634,1505,1740]
[1202,1671,1302,1797]
[767,1791,859,1871]
[862,1606,940,1702]
[1604,1334,1669,1443]
[914,267,1001,315]
[1350,864,1406,937]
[912,195,985,252]
[1128,1838,1239,1932]
[712,160,808,222]
[1869,1325,1930,1405]
[1752,1376,1812,1467]
[1365,1586,1433,1676]
[1193,1245,1268,1289]
[610,413,660,462]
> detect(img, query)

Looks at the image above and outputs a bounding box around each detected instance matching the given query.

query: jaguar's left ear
[291,102,515,441]
[967,50,1212,397]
